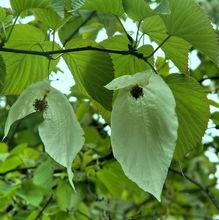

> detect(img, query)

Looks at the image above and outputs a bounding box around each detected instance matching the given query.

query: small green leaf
[82,0,124,16]
[161,0,218,66]
[166,74,210,159]
[106,71,178,200]
[4,81,85,189]
[64,38,114,110]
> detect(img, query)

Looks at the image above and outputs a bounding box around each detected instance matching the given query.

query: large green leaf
[122,0,155,20]
[100,35,153,77]
[10,0,50,13]
[105,71,178,200]
[1,24,59,95]
[82,0,124,16]
[161,0,218,66]
[64,39,114,110]
[4,81,85,189]
[142,15,190,74]
[166,74,210,160]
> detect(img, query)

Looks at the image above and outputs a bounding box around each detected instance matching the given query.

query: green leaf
[55,181,85,211]
[154,0,170,15]
[142,15,190,74]
[1,24,59,95]
[33,160,54,190]
[10,0,50,13]
[161,0,218,66]
[122,0,155,20]
[51,0,64,18]
[101,35,153,77]
[106,71,178,200]
[0,55,6,93]
[34,8,62,30]
[82,0,124,16]
[97,161,143,197]
[16,180,44,207]
[211,112,219,126]
[64,39,114,110]
[4,81,85,189]
[166,74,210,159]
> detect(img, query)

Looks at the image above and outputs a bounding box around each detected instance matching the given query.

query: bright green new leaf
[122,0,155,20]
[1,24,59,95]
[106,71,178,200]
[10,0,50,13]
[4,81,85,189]
[82,0,124,16]
[161,0,218,66]
[166,74,210,160]
[101,35,153,77]
[64,39,114,110]
[142,15,190,74]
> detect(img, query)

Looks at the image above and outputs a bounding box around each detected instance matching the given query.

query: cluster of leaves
[0,0,219,219]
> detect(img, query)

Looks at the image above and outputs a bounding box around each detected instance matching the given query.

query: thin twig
[169,167,219,210]
[116,16,134,45]
[77,210,93,220]
[146,35,171,59]
[4,14,20,43]
[34,194,53,220]
[134,21,142,48]
[63,12,95,47]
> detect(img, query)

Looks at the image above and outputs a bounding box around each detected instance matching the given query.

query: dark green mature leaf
[166,74,210,160]
[101,35,153,77]
[122,0,155,20]
[1,24,59,95]
[4,81,85,189]
[10,0,50,13]
[82,0,124,16]
[64,39,114,110]
[161,0,218,66]
[142,15,190,74]
[106,71,178,200]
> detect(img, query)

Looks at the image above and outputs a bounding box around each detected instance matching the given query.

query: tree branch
[146,35,171,59]
[34,194,53,220]
[0,45,145,60]
[169,167,219,210]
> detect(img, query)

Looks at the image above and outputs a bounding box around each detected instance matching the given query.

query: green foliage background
[0,0,219,219]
